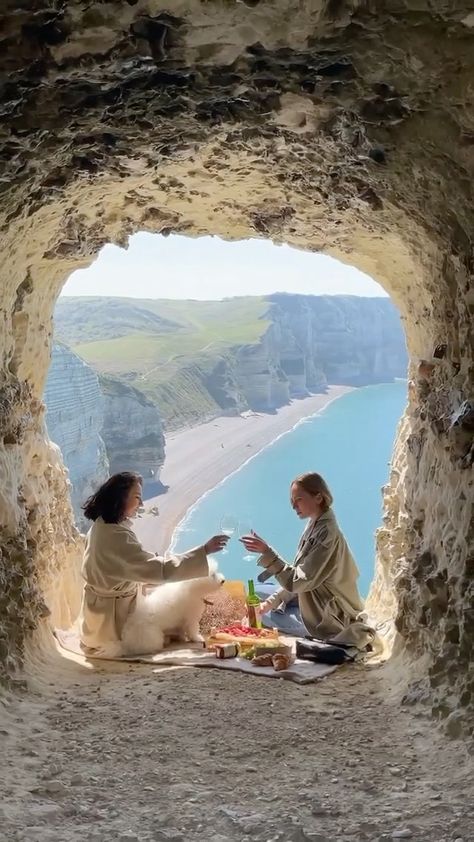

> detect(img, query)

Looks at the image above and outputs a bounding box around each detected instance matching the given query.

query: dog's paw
[94,642,123,658]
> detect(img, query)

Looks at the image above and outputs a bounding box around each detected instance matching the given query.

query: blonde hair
[292,472,333,511]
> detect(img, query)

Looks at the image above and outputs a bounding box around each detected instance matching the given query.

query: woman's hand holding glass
[238,519,254,561]
[239,531,270,555]
[204,534,230,554]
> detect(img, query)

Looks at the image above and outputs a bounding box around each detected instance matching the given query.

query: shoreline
[133,386,354,554]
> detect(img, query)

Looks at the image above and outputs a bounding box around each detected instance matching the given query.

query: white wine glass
[219,514,238,554]
[239,519,254,562]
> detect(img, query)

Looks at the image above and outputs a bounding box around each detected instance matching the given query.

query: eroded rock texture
[44,343,109,531]
[0,1,472,729]
[99,374,165,484]
[235,294,407,408]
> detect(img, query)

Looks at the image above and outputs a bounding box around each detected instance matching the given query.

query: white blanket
[54,628,338,684]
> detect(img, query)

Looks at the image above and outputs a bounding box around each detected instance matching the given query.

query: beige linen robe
[79,517,208,651]
[259,509,365,640]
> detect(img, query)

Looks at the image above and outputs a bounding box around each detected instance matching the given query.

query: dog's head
[208,557,225,587]
[195,557,225,596]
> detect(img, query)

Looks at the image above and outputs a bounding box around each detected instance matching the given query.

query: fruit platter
[206,623,294,671]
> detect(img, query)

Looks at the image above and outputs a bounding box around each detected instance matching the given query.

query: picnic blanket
[54,628,339,684]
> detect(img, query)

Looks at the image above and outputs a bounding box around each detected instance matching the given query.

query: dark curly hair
[82,472,142,523]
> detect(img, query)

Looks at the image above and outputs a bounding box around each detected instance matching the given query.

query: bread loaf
[272,653,292,671]
[251,653,274,667]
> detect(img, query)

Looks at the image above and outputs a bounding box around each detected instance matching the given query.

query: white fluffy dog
[119,559,225,656]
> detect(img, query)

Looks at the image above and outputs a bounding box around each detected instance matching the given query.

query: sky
[62,232,387,299]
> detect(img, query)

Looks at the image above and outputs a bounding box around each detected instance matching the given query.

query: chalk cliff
[44,347,166,527]
[99,374,165,483]
[44,343,109,530]
[234,295,407,410]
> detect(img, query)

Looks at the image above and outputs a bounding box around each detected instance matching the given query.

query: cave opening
[0,1,472,738]
[1,163,470,733]
[45,231,408,606]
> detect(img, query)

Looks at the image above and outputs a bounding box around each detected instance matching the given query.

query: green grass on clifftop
[55,296,269,428]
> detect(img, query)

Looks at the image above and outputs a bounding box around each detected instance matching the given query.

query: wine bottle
[246,579,262,629]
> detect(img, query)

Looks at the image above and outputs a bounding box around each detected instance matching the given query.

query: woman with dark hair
[240,472,366,642]
[79,472,228,656]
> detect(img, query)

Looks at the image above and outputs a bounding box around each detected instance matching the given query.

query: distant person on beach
[79,472,229,656]
[240,472,371,646]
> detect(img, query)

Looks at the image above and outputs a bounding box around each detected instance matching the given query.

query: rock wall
[202,358,247,417]
[0,0,472,732]
[234,338,290,410]
[43,343,109,531]
[99,375,165,487]
[43,345,166,522]
[235,295,407,410]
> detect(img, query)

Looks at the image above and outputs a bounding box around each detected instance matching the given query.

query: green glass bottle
[247,579,262,629]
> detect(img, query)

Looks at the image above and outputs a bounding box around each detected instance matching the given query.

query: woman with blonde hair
[240,472,366,643]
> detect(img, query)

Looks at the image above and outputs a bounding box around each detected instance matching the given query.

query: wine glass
[239,519,254,562]
[219,514,238,554]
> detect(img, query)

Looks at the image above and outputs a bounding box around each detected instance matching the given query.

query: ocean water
[171,382,407,597]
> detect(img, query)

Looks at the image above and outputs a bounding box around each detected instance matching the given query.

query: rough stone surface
[99,374,165,483]
[0,1,472,730]
[1,664,473,842]
[44,343,109,531]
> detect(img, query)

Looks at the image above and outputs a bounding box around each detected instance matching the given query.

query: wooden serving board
[206,628,280,648]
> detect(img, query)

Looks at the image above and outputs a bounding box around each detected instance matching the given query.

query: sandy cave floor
[2,655,473,842]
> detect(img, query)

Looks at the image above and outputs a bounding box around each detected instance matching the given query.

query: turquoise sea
[171,382,407,597]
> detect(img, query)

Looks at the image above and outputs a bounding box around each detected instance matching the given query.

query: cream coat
[79,517,208,652]
[259,509,364,640]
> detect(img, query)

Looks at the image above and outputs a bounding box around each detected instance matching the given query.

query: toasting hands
[239,531,270,555]
[204,534,230,554]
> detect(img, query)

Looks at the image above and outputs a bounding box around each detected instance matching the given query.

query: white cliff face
[235,295,407,410]
[99,375,165,488]
[303,296,408,384]
[44,343,109,530]
[43,348,166,515]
